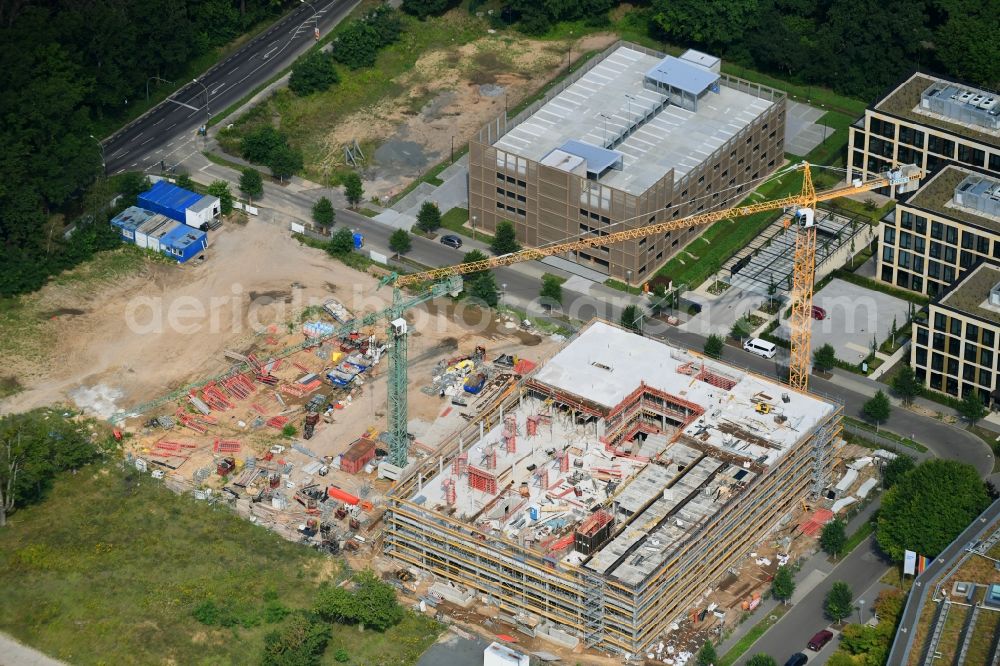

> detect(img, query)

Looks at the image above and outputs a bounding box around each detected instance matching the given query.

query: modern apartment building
[468,42,785,282]
[847,72,1000,195]
[911,262,1000,405]
[384,321,841,655]
[878,165,1000,297]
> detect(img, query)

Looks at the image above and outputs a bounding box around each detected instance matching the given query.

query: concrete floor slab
[785,101,829,157]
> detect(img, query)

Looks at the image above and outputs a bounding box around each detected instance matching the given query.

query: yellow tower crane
[380,163,922,463]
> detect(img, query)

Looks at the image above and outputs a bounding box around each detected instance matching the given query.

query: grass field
[0,465,441,665]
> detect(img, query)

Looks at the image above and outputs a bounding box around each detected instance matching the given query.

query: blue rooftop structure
[160,224,208,263]
[987,583,1000,608]
[552,140,623,178]
[137,181,205,224]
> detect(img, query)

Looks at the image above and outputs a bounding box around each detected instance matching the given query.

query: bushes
[313,572,404,632]
[239,127,304,181]
[289,51,340,96]
[401,0,460,19]
[261,613,331,666]
[331,5,402,70]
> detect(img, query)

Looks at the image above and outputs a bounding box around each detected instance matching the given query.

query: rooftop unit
[990,281,1000,308]
[954,173,1000,218]
[921,83,1000,131]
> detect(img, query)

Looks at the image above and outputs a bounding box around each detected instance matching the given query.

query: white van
[743,337,777,359]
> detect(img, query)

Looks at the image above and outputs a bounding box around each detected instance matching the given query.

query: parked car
[743,337,777,359]
[807,629,834,651]
[785,653,808,666]
[811,305,827,320]
[440,234,463,249]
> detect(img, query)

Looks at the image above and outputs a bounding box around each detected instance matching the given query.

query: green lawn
[0,466,441,665]
[655,169,807,288]
[719,605,789,666]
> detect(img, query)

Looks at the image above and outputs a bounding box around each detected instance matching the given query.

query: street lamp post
[624,93,636,127]
[89,134,106,175]
[857,599,865,625]
[599,113,611,147]
[146,76,172,101]
[472,215,477,242]
[626,269,632,291]
[501,283,507,312]
[192,78,210,118]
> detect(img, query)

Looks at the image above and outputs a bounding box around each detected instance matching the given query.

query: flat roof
[138,180,205,214]
[938,262,1000,324]
[492,45,774,194]
[188,196,218,214]
[551,139,623,177]
[161,224,207,250]
[645,55,720,96]
[907,165,1000,234]
[411,321,836,587]
[111,206,163,232]
[875,73,1000,148]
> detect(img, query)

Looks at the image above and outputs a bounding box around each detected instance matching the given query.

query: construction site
[384,320,846,657]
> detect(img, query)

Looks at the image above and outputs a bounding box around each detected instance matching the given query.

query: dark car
[807,629,833,651]
[811,305,827,320]
[440,234,463,249]
[785,653,808,666]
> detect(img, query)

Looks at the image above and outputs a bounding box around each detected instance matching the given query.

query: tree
[343,173,364,208]
[862,390,891,431]
[351,571,404,631]
[415,201,441,233]
[289,51,340,96]
[268,143,303,182]
[891,364,922,406]
[767,276,778,308]
[470,271,499,308]
[314,584,357,623]
[821,517,847,559]
[1,409,105,527]
[827,652,859,666]
[116,172,152,206]
[813,343,837,373]
[491,221,521,255]
[462,249,489,282]
[389,229,411,255]
[882,453,915,490]
[327,228,355,256]
[240,126,286,164]
[935,1,1000,92]
[729,318,751,341]
[331,22,380,69]
[959,389,988,427]
[651,0,761,51]
[402,0,460,18]
[771,565,795,604]
[877,459,990,561]
[704,334,724,359]
[261,613,331,666]
[746,655,777,666]
[695,641,717,666]
[207,180,234,215]
[825,581,854,624]
[312,197,335,227]
[239,168,263,202]
[175,173,195,190]
[540,274,563,305]
[621,304,641,332]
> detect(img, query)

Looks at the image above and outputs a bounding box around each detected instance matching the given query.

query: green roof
[938,262,1000,324]
[907,166,1000,234]
[875,74,1000,149]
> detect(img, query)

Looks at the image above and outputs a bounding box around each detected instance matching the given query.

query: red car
[808,629,833,651]
[811,305,827,321]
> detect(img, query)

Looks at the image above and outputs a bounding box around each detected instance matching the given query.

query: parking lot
[775,278,911,365]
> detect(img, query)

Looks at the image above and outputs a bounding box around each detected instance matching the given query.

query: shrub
[289,51,340,96]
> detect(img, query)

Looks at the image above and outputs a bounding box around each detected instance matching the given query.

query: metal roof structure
[161,223,207,250]
[111,206,162,234]
[644,55,720,97]
[137,181,205,222]
[551,139,623,178]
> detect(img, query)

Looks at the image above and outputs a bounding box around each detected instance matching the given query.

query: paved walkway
[0,633,66,666]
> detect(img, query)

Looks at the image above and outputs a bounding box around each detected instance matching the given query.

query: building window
[870,117,895,139]
[915,346,928,366]
[949,339,961,357]
[967,323,979,342]
[913,256,924,274]
[990,154,1000,172]
[980,369,992,387]
[915,216,927,234]
[898,126,925,148]
[946,226,958,244]
[984,330,996,348]
[899,250,911,269]
[958,144,986,167]
[881,266,894,282]
[982,348,995,368]
[884,227,896,244]
[932,351,944,369]
[965,344,979,363]
[946,376,959,396]
[900,231,912,249]
[945,246,957,263]
[853,151,865,168]
[883,246,894,263]
[900,211,913,229]
[931,222,943,240]
[897,270,910,287]
[928,260,941,278]
[916,326,928,346]
[933,332,946,351]
[951,318,962,336]
[934,313,947,331]
[912,275,923,292]
[928,135,954,157]
[943,266,955,282]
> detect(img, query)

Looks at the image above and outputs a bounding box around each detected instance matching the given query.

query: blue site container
[138,181,204,223]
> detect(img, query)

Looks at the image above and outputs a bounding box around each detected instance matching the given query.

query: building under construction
[384,321,842,655]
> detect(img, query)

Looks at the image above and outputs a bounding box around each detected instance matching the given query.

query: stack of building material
[213,438,242,453]
[266,415,290,429]
[798,508,834,537]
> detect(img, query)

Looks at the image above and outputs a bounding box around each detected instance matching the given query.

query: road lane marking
[167,98,199,111]
[141,137,154,146]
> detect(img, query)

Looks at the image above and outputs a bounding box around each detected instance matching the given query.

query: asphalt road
[740,535,890,665]
[101,0,359,175]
